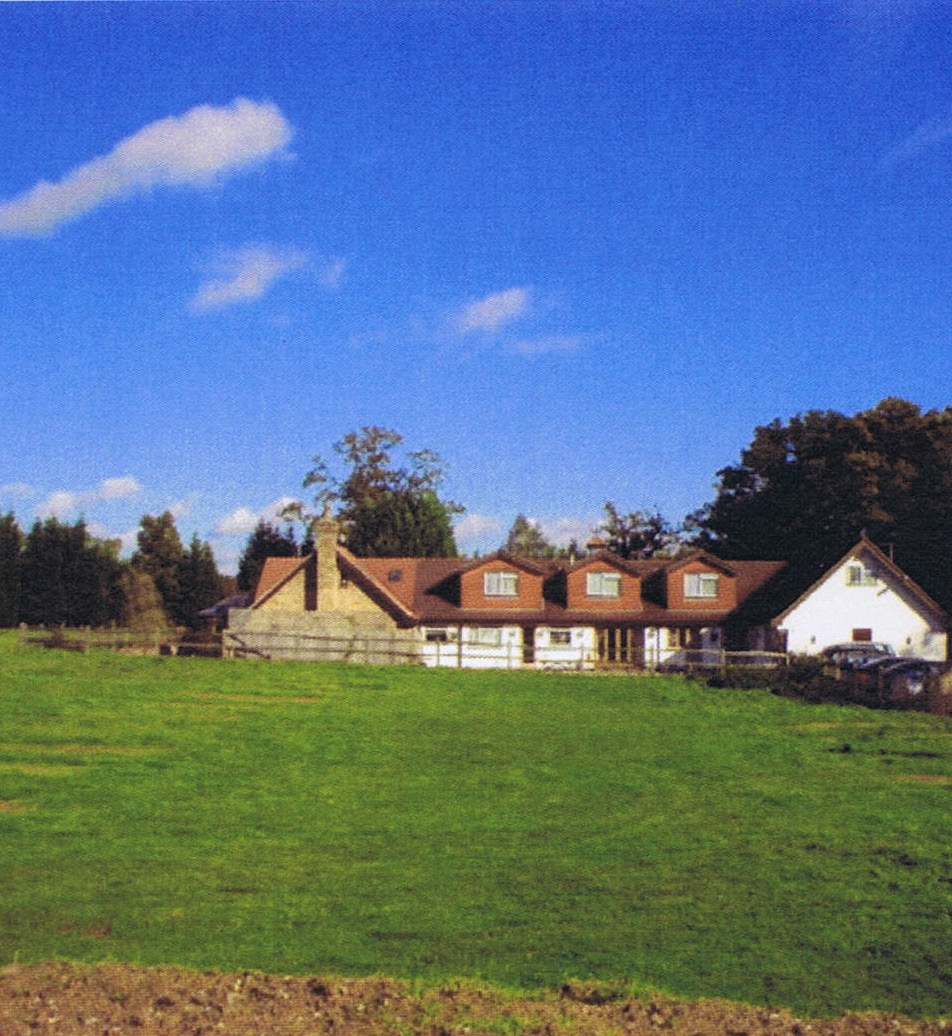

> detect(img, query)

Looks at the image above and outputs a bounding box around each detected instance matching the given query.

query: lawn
[1,633,951,1018]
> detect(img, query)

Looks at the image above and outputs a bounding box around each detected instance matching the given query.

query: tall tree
[284,426,462,557]
[0,513,23,627]
[503,515,556,558]
[177,534,223,626]
[236,520,298,593]
[689,398,952,608]
[599,503,678,559]
[132,512,185,626]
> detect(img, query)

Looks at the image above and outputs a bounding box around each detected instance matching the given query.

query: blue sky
[3,1,952,571]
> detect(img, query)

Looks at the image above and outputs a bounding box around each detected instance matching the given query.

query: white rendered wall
[777,556,947,660]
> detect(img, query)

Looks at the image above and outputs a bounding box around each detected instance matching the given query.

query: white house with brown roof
[225,513,789,667]
[772,538,948,661]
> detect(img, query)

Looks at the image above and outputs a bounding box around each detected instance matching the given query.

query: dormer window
[684,572,719,599]
[484,571,518,597]
[586,571,621,598]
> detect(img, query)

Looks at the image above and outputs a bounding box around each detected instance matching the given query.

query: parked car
[876,659,945,703]
[821,642,895,670]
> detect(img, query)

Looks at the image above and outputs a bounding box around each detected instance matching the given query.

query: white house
[773,538,948,661]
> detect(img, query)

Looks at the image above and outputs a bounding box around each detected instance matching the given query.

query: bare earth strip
[0,963,949,1036]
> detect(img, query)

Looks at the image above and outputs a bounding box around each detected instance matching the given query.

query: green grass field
[2,633,952,1018]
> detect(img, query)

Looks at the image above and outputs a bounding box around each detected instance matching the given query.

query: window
[846,565,876,587]
[388,569,403,583]
[473,627,502,646]
[425,627,457,643]
[550,629,572,645]
[484,571,518,596]
[683,572,719,598]
[586,571,621,598]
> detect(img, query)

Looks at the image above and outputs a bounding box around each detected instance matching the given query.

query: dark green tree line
[0,511,223,629]
[690,398,952,609]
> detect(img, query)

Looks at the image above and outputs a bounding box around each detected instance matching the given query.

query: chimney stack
[314,506,340,612]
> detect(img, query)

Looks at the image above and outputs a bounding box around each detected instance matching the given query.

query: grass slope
[1,634,951,1017]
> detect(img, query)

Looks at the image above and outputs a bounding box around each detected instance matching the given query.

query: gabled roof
[337,547,419,625]
[657,550,738,577]
[458,550,550,577]
[252,556,310,608]
[566,550,645,577]
[772,537,948,626]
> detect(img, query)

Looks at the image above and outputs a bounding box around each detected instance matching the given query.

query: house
[224,512,789,667]
[769,537,948,661]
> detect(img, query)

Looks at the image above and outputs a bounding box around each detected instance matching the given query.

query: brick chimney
[314,507,340,612]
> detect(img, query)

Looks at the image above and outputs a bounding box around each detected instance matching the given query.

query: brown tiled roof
[253,550,790,628]
[253,556,309,608]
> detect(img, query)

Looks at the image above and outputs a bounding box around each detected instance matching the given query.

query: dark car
[876,659,945,703]
[821,642,895,671]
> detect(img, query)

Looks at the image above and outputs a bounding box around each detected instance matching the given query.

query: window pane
[485,571,518,596]
[586,571,621,597]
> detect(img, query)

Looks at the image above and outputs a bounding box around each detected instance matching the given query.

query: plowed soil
[1,962,949,1036]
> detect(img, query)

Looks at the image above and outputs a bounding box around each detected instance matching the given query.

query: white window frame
[684,572,719,599]
[846,564,877,587]
[586,571,621,598]
[549,629,573,645]
[484,571,518,597]
[473,627,502,646]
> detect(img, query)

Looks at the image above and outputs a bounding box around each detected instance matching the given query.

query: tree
[503,515,556,558]
[118,569,169,631]
[599,503,678,559]
[689,398,952,609]
[131,512,185,626]
[0,513,23,627]
[178,534,223,626]
[284,426,462,557]
[19,517,123,627]
[236,520,298,593]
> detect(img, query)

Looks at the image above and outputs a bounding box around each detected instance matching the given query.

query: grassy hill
[1,634,951,1018]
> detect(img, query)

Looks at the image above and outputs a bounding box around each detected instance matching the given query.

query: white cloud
[509,334,582,356]
[35,476,142,517]
[0,98,293,237]
[539,516,598,548]
[453,287,530,335]
[215,497,298,537]
[98,475,142,499]
[216,507,261,537]
[37,491,79,518]
[190,244,308,312]
[454,513,502,543]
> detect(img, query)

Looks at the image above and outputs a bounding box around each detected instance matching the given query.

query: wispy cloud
[319,258,347,289]
[454,513,502,544]
[453,287,531,335]
[1,482,34,499]
[880,110,952,171]
[36,476,141,518]
[0,98,293,237]
[190,244,309,312]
